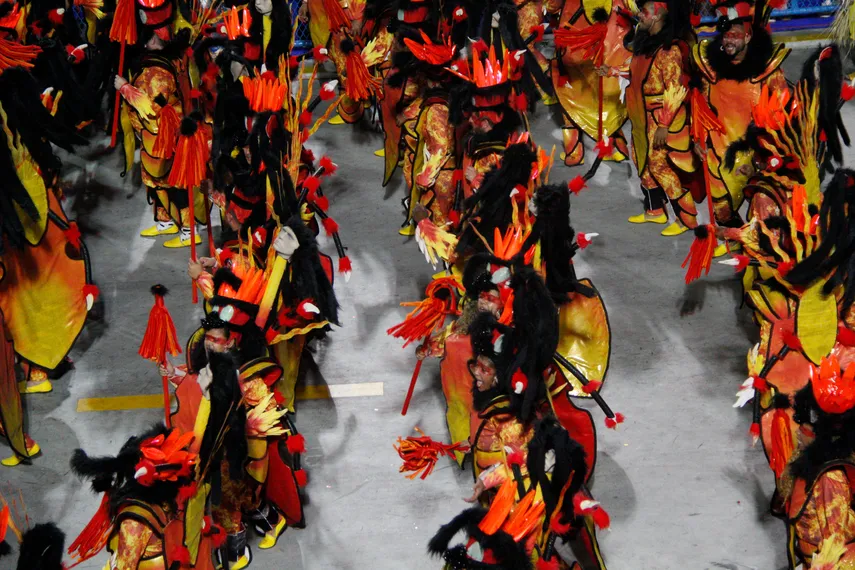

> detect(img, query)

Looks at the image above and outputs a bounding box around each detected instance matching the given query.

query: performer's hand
[158,360,175,377]
[463,479,485,503]
[595,65,611,77]
[198,256,217,269]
[415,345,428,360]
[464,165,476,183]
[114,75,128,90]
[188,260,204,280]
[736,163,755,178]
[351,19,363,36]
[297,1,308,22]
[653,127,668,149]
[693,142,706,160]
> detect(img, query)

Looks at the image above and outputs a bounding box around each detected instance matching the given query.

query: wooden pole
[188,186,198,303]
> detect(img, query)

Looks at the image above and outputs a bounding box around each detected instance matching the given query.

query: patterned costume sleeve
[415,104,453,190]
[119,83,156,120]
[196,271,215,300]
[654,45,686,129]
[113,518,153,570]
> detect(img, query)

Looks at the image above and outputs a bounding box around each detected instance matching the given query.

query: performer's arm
[654,46,686,129]
[415,105,454,191]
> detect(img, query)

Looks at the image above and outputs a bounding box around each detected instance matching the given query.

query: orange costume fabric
[626,41,701,225]
[693,39,789,224]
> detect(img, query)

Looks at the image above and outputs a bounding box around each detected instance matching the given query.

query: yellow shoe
[257,517,287,550]
[328,114,345,125]
[603,149,627,162]
[660,222,689,237]
[398,224,416,236]
[2,442,40,466]
[713,243,729,258]
[163,234,202,248]
[18,379,52,393]
[374,148,385,157]
[140,223,178,237]
[627,212,667,225]
[230,553,251,570]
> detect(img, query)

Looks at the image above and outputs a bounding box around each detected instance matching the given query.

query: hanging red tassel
[339,256,352,275]
[681,225,717,284]
[151,104,180,159]
[321,0,350,29]
[749,422,761,439]
[67,493,113,566]
[322,217,339,236]
[604,412,625,429]
[138,285,182,365]
[109,0,136,43]
[591,506,611,530]
[506,449,525,466]
[302,175,321,194]
[581,380,602,394]
[394,428,470,479]
[320,81,337,101]
[299,110,312,126]
[82,283,100,301]
[549,515,572,536]
[341,38,379,102]
[167,118,210,190]
[312,46,329,63]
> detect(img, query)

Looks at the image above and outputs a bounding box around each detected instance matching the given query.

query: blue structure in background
[287,0,842,54]
[290,0,313,53]
[700,0,840,22]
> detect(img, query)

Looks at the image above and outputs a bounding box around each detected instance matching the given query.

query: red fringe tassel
[394,429,470,479]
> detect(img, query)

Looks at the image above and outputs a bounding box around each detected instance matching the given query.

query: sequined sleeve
[654,45,685,128]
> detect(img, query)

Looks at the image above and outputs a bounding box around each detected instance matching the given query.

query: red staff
[109,0,137,147]
[139,285,182,426]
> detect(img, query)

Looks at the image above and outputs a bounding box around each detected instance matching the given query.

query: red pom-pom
[604,412,624,429]
[273,390,285,405]
[782,330,802,351]
[506,449,525,466]
[472,39,488,53]
[595,137,614,159]
[313,46,329,63]
[83,284,100,301]
[177,482,197,504]
[511,91,528,112]
[319,155,338,176]
[732,254,750,272]
[749,422,761,438]
[842,83,855,102]
[449,210,460,226]
[511,370,528,394]
[549,515,572,535]
[299,111,313,126]
[295,469,308,487]
[452,6,467,22]
[210,525,227,548]
[320,81,337,101]
[777,260,794,276]
[64,221,82,248]
[189,88,203,99]
[820,130,828,142]
[48,8,64,25]
[690,13,701,26]
[322,217,339,235]
[339,256,352,274]
[768,0,786,7]
[260,70,276,81]
[581,379,602,394]
[170,545,191,565]
[313,194,330,212]
[286,433,306,454]
[301,128,310,143]
[591,506,611,530]
[297,299,319,320]
[568,175,586,195]
[577,233,593,250]
[289,55,299,68]
[752,376,768,392]
[302,175,321,194]
[529,25,545,43]
[839,326,855,347]
[537,559,560,570]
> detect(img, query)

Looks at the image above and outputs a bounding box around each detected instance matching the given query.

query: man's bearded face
[722,24,751,57]
[638,2,665,31]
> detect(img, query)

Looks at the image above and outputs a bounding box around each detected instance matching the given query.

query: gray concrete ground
[1,44,850,570]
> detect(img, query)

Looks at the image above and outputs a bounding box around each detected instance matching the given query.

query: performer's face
[638,3,665,33]
[204,328,234,354]
[722,24,751,58]
[470,355,498,391]
[477,290,502,318]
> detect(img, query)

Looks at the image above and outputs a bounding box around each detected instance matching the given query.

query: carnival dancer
[548,0,632,167]
[625,0,702,234]
[67,424,220,569]
[691,0,789,233]
[116,3,208,247]
[0,11,94,467]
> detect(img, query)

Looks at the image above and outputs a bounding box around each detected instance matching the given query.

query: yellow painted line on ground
[76,382,384,412]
